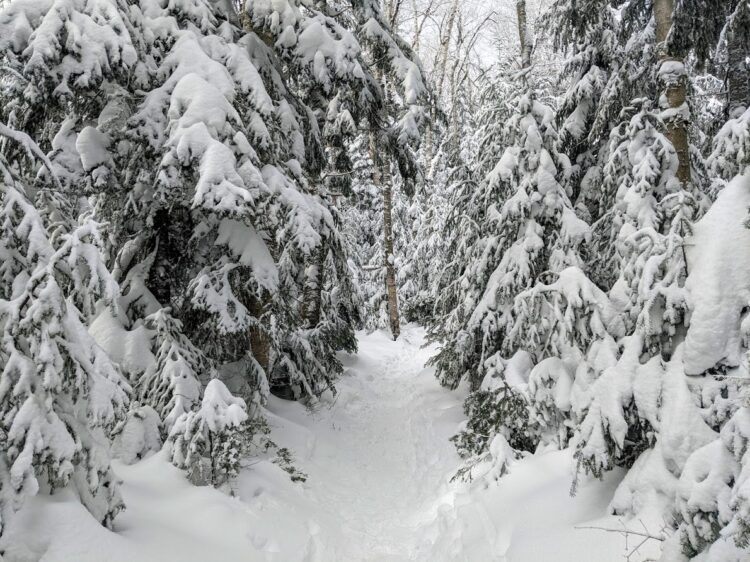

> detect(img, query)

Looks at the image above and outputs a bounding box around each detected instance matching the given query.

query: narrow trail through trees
[288,326,499,561]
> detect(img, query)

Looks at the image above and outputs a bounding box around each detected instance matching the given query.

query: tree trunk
[425,0,459,165]
[516,0,532,70]
[369,130,400,340]
[248,294,270,372]
[654,0,691,186]
[303,244,325,328]
[434,0,459,105]
[446,13,465,155]
[726,0,750,116]
[410,0,421,53]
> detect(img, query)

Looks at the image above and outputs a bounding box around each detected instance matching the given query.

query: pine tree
[136,309,210,432]
[430,2,592,470]
[572,103,701,485]
[542,0,620,221]
[426,73,509,390]
[168,379,248,488]
[0,125,129,534]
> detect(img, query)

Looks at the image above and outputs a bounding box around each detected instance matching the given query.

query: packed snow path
[6,326,653,561]
[279,325,490,560]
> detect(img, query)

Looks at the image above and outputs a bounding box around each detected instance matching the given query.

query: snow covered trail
[3,325,658,562]
[261,325,496,561]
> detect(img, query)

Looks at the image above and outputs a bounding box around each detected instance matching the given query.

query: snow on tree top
[199,379,248,432]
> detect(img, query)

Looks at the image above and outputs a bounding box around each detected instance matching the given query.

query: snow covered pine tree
[0,125,129,535]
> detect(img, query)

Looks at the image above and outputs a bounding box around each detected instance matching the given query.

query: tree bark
[516,0,532,70]
[369,130,400,340]
[410,0,421,53]
[654,0,691,186]
[726,0,750,116]
[303,244,326,328]
[434,0,459,104]
[425,0,460,164]
[248,295,270,372]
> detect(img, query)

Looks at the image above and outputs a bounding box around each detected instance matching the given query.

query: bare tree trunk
[303,245,325,328]
[434,0,459,105]
[445,12,465,154]
[654,0,691,186]
[249,295,270,372]
[369,130,400,340]
[410,0,439,55]
[516,0,532,70]
[384,0,404,27]
[425,0,460,164]
[726,0,750,116]
[410,0,421,53]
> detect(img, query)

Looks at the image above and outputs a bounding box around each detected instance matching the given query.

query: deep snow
[2,326,661,561]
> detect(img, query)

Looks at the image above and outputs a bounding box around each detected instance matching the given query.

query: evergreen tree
[168,379,249,488]
[136,309,210,432]
[430,3,592,469]
[0,125,129,534]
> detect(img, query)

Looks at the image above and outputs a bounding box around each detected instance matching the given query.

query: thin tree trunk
[237,5,272,373]
[303,245,325,328]
[425,0,459,164]
[446,13,465,154]
[516,0,532,70]
[369,130,400,340]
[249,295,270,372]
[726,1,750,116]
[410,0,421,53]
[654,0,691,186]
[434,0,459,105]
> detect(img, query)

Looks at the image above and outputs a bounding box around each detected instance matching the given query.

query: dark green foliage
[452,386,538,460]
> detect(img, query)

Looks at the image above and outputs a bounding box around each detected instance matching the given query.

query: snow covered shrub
[111,405,162,465]
[670,438,736,558]
[0,126,129,534]
[572,336,656,478]
[723,407,750,551]
[168,379,251,488]
[575,343,716,516]
[272,447,307,483]
[451,352,537,481]
[659,403,750,561]
[453,386,534,463]
[137,309,209,432]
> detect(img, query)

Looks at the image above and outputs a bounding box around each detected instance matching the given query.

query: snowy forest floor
[5,326,661,562]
